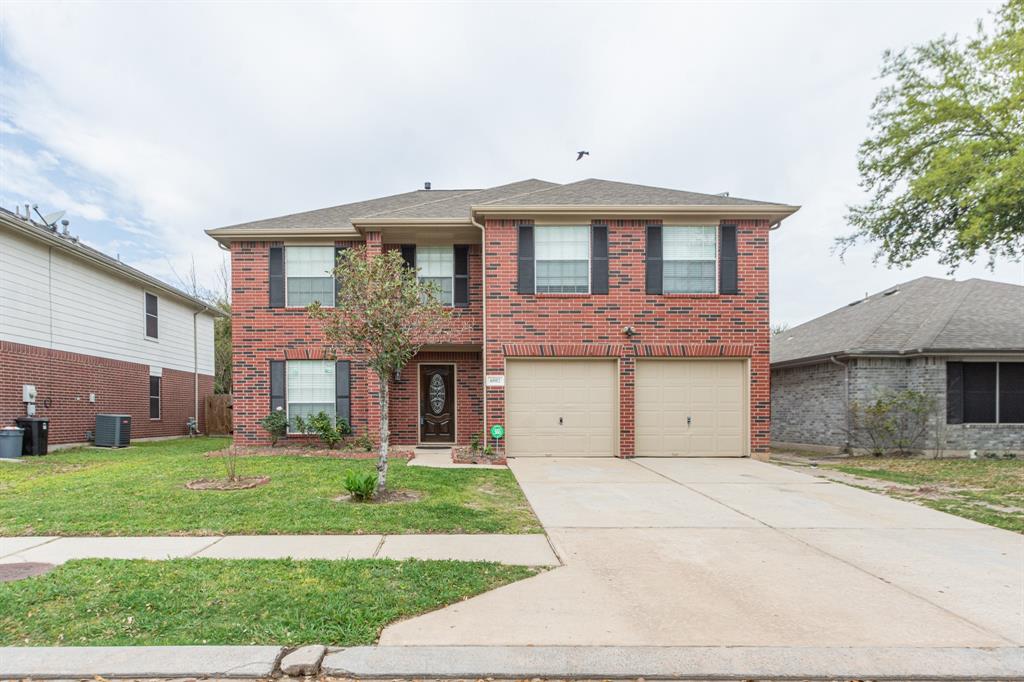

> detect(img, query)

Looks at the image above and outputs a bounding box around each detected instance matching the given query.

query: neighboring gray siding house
[771,277,1024,454]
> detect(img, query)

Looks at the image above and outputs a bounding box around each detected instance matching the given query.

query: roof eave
[205,226,360,245]
[471,204,801,222]
[351,218,473,233]
[771,347,1024,368]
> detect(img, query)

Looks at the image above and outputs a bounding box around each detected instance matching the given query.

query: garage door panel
[636,360,747,457]
[506,359,617,457]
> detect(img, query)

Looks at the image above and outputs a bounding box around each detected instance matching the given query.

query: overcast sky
[1,0,1020,326]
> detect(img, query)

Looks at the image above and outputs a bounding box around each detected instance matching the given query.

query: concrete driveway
[381,457,1023,648]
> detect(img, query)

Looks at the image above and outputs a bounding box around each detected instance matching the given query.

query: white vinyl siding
[0,228,215,375]
[535,226,589,294]
[417,246,454,306]
[287,360,335,429]
[664,226,717,294]
[286,246,335,307]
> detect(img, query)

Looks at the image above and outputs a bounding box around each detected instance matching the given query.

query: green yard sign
[490,424,505,440]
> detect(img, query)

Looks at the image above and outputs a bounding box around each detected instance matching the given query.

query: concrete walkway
[0,533,558,566]
[380,457,1024,650]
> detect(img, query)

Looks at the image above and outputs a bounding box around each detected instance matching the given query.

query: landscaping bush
[847,390,937,456]
[337,418,353,436]
[259,411,288,445]
[344,469,378,501]
[308,411,342,448]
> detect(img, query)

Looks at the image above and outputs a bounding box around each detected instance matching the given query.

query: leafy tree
[841,0,1023,268]
[309,247,450,495]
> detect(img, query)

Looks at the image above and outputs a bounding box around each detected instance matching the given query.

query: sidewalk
[0,533,559,566]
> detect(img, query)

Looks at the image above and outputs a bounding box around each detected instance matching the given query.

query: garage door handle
[559,417,563,426]
[687,416,692,426]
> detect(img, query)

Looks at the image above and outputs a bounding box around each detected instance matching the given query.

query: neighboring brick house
[208,178,799,459]
[771,277,1024,454]
[0,207,219,447]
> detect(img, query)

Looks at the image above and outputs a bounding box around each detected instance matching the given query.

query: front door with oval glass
[420,365,455,443]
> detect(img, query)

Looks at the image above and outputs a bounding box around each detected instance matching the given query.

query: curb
[0,645,283,678]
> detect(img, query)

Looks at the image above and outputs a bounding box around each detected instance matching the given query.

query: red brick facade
[0,340,213,446]
[229,217,770,457]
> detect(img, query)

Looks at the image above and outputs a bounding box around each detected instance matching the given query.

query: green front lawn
[0,437,541,535]
[826,457,1024,532]
[0,558,537,646]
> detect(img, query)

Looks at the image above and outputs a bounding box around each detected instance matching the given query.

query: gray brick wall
[772,355,1023,453]
[770,361,847,447]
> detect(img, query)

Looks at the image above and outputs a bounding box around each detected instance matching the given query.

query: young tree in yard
[840,0,1023,269]
[309,247,450,495]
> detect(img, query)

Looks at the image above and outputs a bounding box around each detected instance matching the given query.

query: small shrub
[483,444,495,457]
[344,469,377,501]
[352,432,374,452]
[469,432,481,453]
[292,415,309,435]
[259,411,288,445]
[308,411,342,448]
[847,389,937,456]
[337,418,353,436]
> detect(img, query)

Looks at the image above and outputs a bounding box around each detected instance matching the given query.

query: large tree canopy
[842,0,1023,268]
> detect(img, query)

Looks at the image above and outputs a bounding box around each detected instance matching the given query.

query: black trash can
[15,417,49,456]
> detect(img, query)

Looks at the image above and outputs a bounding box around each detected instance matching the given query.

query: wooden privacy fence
[206,394,233,435]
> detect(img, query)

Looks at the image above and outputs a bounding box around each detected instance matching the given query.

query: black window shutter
[269,246,285,308]
[270,360,286,414]
[645,225,663,295]
[454,245,470,307]
[517,225,535,294]
[591,224,609,294]
[946,361,963,424]
[998,362,1024,424]
[720,224,738,294]
[336,360,351,425]
[400,244,417,269]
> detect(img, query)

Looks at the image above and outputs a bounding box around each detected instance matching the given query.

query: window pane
[287,277,335,307]
[999,362,1024,424]
[145,293,158,316]
[420,276,453,305]
[149,397,160,419]
[287,361,336,428]
[145,314,158,339]
[963,362,997,423]
[417,246,453,277]
[149,376,160,398]
[664,260,716,294]
[536,226,589,260]
[536,260,589,293]
[286,246,335,307]
[664,226,716,260]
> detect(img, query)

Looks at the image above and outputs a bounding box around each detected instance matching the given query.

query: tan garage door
[635,359,747,457]
[505,359,617,457]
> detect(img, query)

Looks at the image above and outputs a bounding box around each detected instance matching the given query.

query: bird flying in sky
[576,150,589,161]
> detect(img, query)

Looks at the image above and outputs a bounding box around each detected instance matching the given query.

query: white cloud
[0,0,1019,320]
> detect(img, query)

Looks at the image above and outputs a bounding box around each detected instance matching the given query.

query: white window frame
[144,291,159,340]
[286,360,336,433]
[415,245,455,307]
[284,245,336,308]
[534,225,591,294]
[148,367,162,421]
[662,225,719,295]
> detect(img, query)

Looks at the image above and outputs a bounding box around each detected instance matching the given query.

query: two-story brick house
[208,179,798,459]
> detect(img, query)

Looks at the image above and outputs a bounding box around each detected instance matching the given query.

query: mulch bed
[333,489,423,504]
[208,445,415,460]
[452,445,507,465]
[186,476,271,491]
[0,562,55,582]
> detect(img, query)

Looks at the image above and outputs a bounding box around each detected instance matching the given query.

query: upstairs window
[535,226,589,294]
[287,360,335,429]
[286,246,335,307]
[145,293,159,339]
[416,246,454,306]
[664,226,717,294]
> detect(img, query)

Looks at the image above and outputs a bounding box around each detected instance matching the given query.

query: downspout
[470,213,487,434]
[829,355,850,452]
[194,306,210,433]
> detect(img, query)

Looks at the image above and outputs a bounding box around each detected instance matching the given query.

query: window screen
[145,293,158,338]
[417,246,454,305]
[998,362,1024,424]
[149,375,161,419]
[287,360,335,429]
[663,226,716,293]
[535,226,589,293]
[286,246,335,307]
[962,362,997,424]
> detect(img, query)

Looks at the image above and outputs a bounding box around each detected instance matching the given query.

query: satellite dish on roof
[42,210,66,227]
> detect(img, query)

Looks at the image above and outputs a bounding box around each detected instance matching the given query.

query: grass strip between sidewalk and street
[0,557,539,646]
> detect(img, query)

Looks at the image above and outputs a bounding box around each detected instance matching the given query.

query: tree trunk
[376,372,390,495]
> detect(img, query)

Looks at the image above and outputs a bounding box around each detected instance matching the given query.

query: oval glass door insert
[429,374,446,414]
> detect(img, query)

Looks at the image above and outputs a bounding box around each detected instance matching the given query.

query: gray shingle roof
[365,179,558,220]
[480,178,780,207]
[771,277,1024,365]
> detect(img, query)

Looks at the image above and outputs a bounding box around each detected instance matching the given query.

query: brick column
[618,354,635,457]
